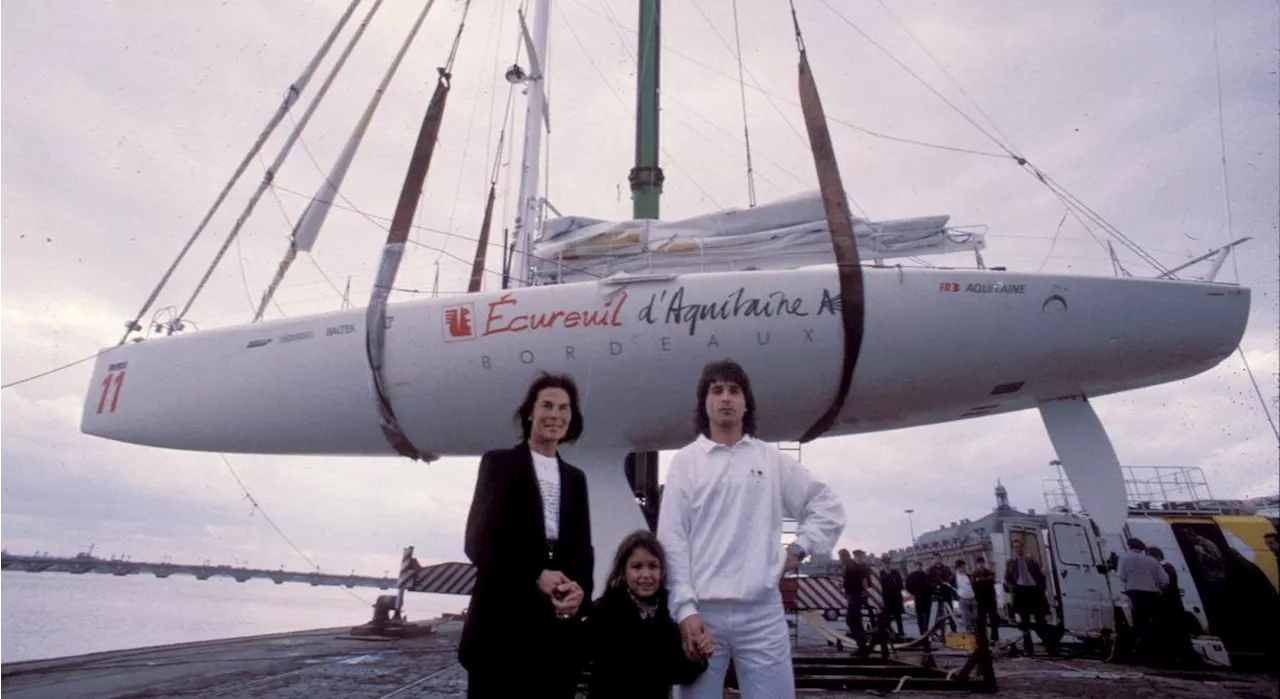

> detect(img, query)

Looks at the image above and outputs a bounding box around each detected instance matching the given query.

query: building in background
[885,481,1047,574]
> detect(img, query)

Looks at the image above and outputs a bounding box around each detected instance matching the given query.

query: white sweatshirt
[657,435,846,622]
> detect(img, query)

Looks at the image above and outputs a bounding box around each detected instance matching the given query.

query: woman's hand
[537,569,569,597]
[552,580,584,618]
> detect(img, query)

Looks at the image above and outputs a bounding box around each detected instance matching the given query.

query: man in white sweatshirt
[954,559,977,635]
[657,359,846,699]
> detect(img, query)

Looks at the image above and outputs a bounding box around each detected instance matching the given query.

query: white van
[992,511,1278,668]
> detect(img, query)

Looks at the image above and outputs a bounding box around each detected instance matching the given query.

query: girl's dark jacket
[584,585,706,699]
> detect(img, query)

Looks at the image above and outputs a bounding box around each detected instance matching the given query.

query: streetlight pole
[904,509,916,543]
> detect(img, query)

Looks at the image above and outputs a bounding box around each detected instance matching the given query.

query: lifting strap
[366,52,462,460]
[467,183,498,293]
[791,6,867,444]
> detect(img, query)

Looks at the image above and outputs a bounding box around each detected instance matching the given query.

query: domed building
[886,481,1048,574]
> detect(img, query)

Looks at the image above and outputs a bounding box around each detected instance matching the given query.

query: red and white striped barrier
[866,565,884,611]
[793,576,846,612]
[397,546,477,595]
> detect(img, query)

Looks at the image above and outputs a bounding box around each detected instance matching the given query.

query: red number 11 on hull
[97,372,126,414]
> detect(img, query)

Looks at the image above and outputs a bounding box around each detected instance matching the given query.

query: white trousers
[674,595,795,699]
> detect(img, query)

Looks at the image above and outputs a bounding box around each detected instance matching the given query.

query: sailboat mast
[629,0,663,531]
[629,0,663,218]
[510,0,552,288]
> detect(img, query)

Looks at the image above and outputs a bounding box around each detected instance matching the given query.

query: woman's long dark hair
[514,371,585,444]
[607,530,668,590]
[693,359,756,437]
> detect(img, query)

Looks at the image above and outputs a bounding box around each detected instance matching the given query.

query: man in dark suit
[878,554,906,638]
[1003,536,1053,656]
[840,549,872,654]
[971,556,1000,643]
[905,561,931,637]
[459,373,595,699]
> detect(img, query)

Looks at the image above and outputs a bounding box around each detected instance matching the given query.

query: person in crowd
[954,559,977,635]
[657,359,845,699]
[1264,531,1278,567]
[905,561,932,637]
[971,556,1000,642]
[927,553,956,632]
[584,530,707,698]
[1117,538,1168,666]
[1178,529,1226,621]
[840,549,872,654]
[1003,536,1055,656]
[878,554,906,638]
[459,372,594,698]
[1147,546,1196,667]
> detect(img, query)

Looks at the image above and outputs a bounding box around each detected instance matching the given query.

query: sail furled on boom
[530,191,978,284]
[254,0,440,322]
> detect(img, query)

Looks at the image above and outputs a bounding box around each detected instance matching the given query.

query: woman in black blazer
[459,372,594,699]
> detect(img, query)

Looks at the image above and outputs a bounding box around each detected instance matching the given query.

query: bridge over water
[0,552,395,590]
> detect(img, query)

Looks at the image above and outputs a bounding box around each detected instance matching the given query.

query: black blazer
[1003,555,1046,590]
[458,443,594,670]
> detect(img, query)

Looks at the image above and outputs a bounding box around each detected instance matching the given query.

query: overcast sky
[3,0,1277,603]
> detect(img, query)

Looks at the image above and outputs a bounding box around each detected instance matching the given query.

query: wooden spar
[792,15,867,444]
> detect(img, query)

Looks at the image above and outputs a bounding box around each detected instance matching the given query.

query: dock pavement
[2,618,1276,698]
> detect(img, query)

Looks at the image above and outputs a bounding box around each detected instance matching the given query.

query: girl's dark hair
[693,359,756,437]
[607,530,668,590]
[514,372,584,444]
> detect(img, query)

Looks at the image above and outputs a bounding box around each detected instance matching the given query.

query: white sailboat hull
[81,266,1249,456]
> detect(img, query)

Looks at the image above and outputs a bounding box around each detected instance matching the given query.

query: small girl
[585,530,707,699]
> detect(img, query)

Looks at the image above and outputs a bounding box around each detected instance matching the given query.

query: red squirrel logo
[443,304,475,341]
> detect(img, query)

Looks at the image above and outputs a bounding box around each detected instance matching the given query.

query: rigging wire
[814,0,1175,277]
[624,0,812,158]
[481,0,516,190]
[218,454,372,606]
[1035,211,1070,273]
[729,0,757,207]
[1208,1,1274,443]
[1210,0,1240,284]
[659,105,786,193]
[433,0,494,267]
[872,0,1024,158]
[1,349,116,390]
[812,0,1018,159]
[1235,347,1280,442]
[234,234,257,315]
[1031,167,1172,274]
[172,0,392,331]
[553,3,722,208]
[254,148,347,308]
[432,98,482,267]
[268,178,606,288]
[116,0,365,346]
[574,0,1007,160]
